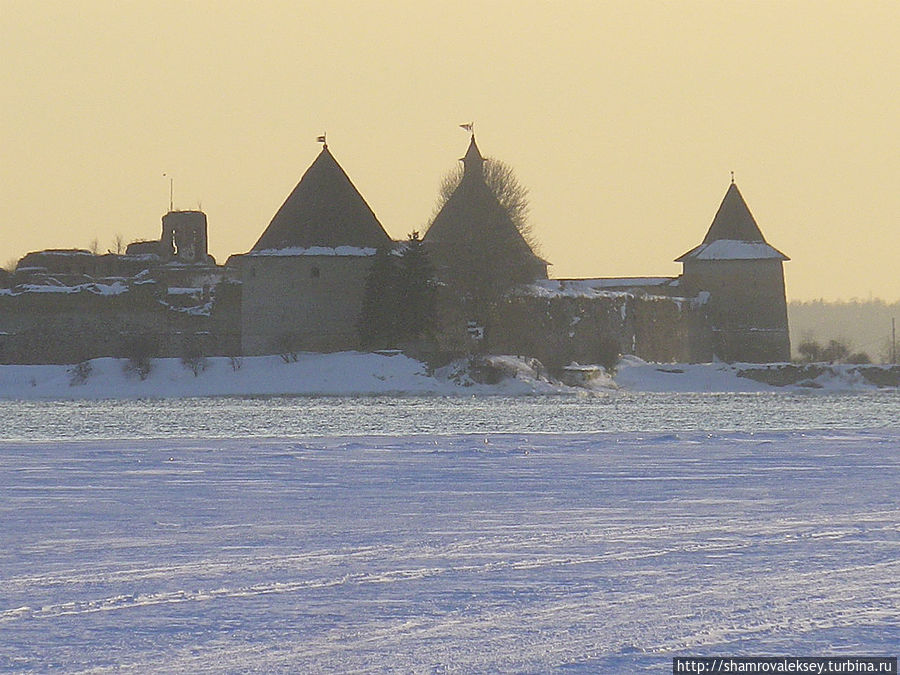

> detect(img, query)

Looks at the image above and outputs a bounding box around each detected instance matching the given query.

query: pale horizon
[2,0,898,302]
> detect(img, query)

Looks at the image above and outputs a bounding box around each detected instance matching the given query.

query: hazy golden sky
[2,0,898,301]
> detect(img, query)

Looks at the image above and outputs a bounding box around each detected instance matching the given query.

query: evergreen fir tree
[396,232,437,344]
[358,243,399,349]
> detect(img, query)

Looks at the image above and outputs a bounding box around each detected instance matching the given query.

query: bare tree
[276,333,300,363]
[122,335,157,380]
[797,337,870,364]
[89,238,100,255]
[113,233,125,255]
[68,360,93,386]
[180,334,208,377]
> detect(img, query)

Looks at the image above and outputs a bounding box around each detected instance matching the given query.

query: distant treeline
[788,299,899,363]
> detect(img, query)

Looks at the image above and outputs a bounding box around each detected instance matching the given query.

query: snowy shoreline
[0,352,897,400]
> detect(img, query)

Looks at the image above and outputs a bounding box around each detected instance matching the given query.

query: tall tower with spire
[424,134,547,313]
[676,182,790,362]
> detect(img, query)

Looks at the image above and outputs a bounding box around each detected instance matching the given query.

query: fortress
[0,134,790,368]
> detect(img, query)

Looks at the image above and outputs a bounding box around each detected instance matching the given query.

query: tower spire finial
[163,173,173,212]
[316,132,327,149]
[731,170,735,184]
[461,131,485,177]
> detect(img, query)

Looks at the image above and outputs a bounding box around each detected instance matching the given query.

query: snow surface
[1,430,896,672]
[615,356,778,393]
[0,354,558,400]
[246,246,377,257]
[0,353,895,401]
[526,280,633,300]
[0,281,129,297]
[25,249,93,257]
[547,277,675,289]
[680,239,787,260]
[525,280,703,308]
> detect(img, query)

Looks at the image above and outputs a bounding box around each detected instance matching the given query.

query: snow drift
[0,352,897,400]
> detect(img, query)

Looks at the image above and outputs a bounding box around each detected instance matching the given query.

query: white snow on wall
[569,277,674,289]
[525,280,633,300]
[247,246,377,257]
[685,239,786,260]
[0,281,129,297]
[30,249,94,257]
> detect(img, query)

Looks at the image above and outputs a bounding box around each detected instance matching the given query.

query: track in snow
[1,431,897,672]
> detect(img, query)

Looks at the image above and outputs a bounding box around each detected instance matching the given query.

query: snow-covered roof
[676,182,789,262]
[0,281,129,297]
[526,280,632,300]
[527,278,679,299]
[522,280,707,310]
[559,277,676,289]
[27,249,94,257]
[162,301,213,316]
[246,246,377,258]
[676,239,789,262]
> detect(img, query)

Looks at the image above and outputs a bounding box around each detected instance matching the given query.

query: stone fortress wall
[0,137,788,368]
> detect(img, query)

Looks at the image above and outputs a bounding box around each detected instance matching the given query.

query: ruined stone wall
[631,295,713,363]
[486,294,630,371]
[208,280,242,357]
[0,280,241,364]
[476,292,709,372]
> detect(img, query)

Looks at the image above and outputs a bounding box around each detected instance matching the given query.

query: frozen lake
[1,395,898,672]
[0,390,898,441]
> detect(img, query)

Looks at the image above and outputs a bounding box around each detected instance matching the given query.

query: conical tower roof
[252,145,390,251]
[703,182,765,243]
[676,182,788,262]
[424,136,540,262]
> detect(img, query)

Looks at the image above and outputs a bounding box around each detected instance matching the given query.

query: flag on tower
[316,134,327,144]
[459,123,473,132]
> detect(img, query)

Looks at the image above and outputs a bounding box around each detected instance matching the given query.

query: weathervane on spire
[731,171,735,184]
[459,122,474,137]
[316,132,327,149]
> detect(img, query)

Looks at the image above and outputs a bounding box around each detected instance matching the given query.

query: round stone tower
[676,182,790,363]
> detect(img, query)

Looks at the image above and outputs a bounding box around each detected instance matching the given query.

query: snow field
[1,430,897,672]
[1,352,898,401]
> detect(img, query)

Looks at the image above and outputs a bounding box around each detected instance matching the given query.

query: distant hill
[788,299,899,363]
